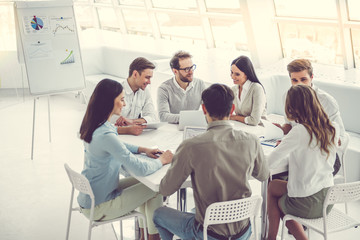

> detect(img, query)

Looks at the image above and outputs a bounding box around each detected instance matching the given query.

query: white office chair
[64,163,148,240]
[203,195,263,240]
[280,181,360,240]
[333,132,350,213]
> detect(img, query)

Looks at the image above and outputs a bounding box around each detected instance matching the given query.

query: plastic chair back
[203,195,262,240]
[325,181,360,206]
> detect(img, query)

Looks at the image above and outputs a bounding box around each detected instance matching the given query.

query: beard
[179,72,193,83]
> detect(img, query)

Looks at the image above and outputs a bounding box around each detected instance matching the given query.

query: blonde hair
[285,85,336,158]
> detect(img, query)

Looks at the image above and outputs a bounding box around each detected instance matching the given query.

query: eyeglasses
[178,64,196,73]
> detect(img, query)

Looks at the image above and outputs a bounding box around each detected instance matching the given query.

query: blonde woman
[267,85,339,240]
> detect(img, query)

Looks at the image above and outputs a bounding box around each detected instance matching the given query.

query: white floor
[0,92,359,240]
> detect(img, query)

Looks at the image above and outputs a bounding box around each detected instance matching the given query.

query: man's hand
[127,125,146,136]
[117,125,146,135]
[115,116,134,126]
[158,150,173,165]
[133,118,146,125]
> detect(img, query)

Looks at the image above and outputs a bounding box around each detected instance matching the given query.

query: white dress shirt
[267,123,339,198]
[285,84,345,144]
[120,79,157,123]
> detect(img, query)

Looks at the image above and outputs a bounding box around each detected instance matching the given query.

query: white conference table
[118,121,286,239]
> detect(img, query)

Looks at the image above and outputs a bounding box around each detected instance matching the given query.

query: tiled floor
[0,92,359,240]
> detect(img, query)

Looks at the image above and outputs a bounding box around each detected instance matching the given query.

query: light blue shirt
[77,121,162,209]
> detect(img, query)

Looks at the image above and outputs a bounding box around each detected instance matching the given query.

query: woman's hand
[158,150,173,165]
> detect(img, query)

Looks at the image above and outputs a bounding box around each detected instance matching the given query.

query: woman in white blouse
[230,56,266,125]
[267,85,339,240]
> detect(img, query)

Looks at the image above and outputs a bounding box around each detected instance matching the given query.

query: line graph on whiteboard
[50,17,75,36]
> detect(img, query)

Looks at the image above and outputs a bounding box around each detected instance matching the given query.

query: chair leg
[120,220,123,240]
[345,202,348,214]
[280,218,287,240]
[88,220,93,240]
[66,189,75,240]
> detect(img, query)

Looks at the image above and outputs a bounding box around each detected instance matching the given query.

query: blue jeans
[153,207,252,240]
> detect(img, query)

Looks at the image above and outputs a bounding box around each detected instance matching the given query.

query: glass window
[94,0,112,4]
[351,29,360,68]
[151,0,197,10]
[347,0,360,21]
[273,0,337,19]
[122,9,152,35]
[209,18,248,51]
[0,4,16,50]
[119,0,145,7]
[278,23,342,65]
[74,5,95,30]
[156,13,204,41]
[97,7,120,31]
[205,0,241,14]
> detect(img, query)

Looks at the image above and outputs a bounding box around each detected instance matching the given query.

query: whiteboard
[14,1,85,95]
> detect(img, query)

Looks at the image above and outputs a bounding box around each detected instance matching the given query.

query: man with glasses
[157,51,206,123]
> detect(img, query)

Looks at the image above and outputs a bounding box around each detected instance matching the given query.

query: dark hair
[287,59,313,77]
[201,84,234,119]
[128,57,155,78]
[285,84,336,158]
[80,79,123,143]
[231,56,263,88]
[170,50,192,69]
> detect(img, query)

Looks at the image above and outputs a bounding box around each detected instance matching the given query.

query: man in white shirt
[115,57,158,135]
[157,51,206,123]
[275,59,345,175]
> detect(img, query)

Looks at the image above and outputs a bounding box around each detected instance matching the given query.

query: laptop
[178,110,207,131]
[183,126,207,140]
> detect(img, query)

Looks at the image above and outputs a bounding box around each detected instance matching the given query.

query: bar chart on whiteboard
[60,49,75,64]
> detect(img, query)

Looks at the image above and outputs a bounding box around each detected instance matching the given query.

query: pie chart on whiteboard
[31,16,44,30]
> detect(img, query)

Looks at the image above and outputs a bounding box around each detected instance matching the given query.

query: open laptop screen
[178,110,207,130]
[183,126,207,140]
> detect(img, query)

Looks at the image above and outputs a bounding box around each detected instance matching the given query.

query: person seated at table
[113,57,158,136]
[230,55,267,126]
[274,59,345,175]
[157,50,206,123]
[267,84,339,240]
[78,79,173,240]
[153,83,269,240]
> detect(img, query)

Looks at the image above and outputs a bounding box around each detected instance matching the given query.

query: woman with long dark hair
[78,79,173,240]
[266,85,339,240]
[230,55,267,125]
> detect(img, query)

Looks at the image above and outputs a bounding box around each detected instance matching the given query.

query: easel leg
[31,98,37,160]
[48,96,51,142]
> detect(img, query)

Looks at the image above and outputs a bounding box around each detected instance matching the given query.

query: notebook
[178,110,207,131]
[141,122,166,129]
